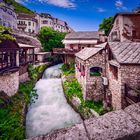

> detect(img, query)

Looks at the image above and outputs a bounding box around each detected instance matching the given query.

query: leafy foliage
[0,25,13,32]
[47,54,63,64]
[99,17,113,35]
[61,63,75,76]
[38,27,67,51]
[63,78,104,118]
[4,0,34,14]
[0,25,16,42]
[28,64,47,81]
[0,81,37,140]
[0,63,47,139]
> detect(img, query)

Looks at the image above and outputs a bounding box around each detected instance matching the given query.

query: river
[26,64,82,138]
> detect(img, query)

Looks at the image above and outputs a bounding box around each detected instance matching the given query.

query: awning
[62,39,98,44]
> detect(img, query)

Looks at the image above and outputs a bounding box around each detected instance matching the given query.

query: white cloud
[15,0,25,4]
[38,0,76,8]
[115,0,127,10]
[97,8,106,13]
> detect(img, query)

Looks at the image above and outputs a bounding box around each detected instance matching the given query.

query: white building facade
[36,13,73,33]
[0,0,17,29]
[17,13,38,33]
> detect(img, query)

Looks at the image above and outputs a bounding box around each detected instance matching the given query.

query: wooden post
[16,50,19,67]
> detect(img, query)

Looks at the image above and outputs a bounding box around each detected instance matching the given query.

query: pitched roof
[75,43,107,60]
[65,31,99,40]
[14,32,42,48]
[109,42,140,64]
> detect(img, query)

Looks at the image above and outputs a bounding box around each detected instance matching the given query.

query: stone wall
[0,71,19,96]
[108,14,140,42]
[108,64,140,110]
[19,72,30,83]
[28,103,140,140]
[76,50,106,101]
[107,63,122,110]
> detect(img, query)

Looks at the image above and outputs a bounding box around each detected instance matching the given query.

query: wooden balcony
[17,24,27,29]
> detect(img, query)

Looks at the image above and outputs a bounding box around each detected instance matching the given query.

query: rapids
[26,64,82,138]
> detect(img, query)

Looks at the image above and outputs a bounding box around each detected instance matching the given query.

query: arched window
[90,67,102,76]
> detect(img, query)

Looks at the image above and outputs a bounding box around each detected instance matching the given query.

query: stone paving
[28,103,140,140]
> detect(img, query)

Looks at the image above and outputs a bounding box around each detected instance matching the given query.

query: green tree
[38,27,67,52]
[99,17,113,35]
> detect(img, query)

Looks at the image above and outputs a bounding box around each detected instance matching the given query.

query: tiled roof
[75,43,107,60]
[109,42,140,64]
[14,33,42,48]
[65,31,99,40]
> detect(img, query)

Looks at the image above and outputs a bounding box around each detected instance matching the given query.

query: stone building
[0,32,19,96]
[53,31,105,64]
[107,12,140,110]
[0,0,17,29]
[75,43,107,100]
[74,12,140,110]
[0,30,43,96]
[17,13,38,33]
[108,12,140,42]
[36,13,73,33]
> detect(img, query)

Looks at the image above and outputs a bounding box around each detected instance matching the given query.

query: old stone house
[53,31,106,64]
[75,12,140,110]
[75,43,107,101]
[107,42,140,110]
[108,12,140,42]
[0,31,41,96]
[107,12,140,110]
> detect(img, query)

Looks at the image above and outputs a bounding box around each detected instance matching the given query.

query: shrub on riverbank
[28,64,47,81]
[63,78,104,119]
[0,81,37,140]
[0,64,46,139]
[61,63,75,76]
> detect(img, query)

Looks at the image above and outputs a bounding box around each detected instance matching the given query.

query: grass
[6,0,34,15]
[61,63,75,76]
[63,78,105,118]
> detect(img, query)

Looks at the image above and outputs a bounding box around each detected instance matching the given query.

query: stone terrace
[28,102,140,140]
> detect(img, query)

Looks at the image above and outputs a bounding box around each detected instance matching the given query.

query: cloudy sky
[16,0,140,31]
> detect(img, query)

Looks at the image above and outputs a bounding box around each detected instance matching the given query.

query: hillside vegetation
[5,0,34,14]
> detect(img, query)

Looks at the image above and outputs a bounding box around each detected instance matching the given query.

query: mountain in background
[5,0,34,14]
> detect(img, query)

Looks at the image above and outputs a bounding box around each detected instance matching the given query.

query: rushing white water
[26,64,82,138]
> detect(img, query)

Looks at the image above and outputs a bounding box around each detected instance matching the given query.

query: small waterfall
[26,64,82,138]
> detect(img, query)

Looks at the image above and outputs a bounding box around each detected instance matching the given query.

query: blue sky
[16,0,140,31]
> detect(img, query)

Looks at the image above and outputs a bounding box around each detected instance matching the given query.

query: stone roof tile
[75,43,107,60]
[109,42,140,64]
[65,31,99,40]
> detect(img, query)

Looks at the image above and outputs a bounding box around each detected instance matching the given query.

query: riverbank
[61,63,110,120]
[0,64,47,140]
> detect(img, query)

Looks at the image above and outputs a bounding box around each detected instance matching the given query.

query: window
[28,29,31,33]
[109,65,118,80]
[90,67,102,76]
[132,30,138,39]
[28,22,31,26]
[70,44,73,49]
[42,20,48,24]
